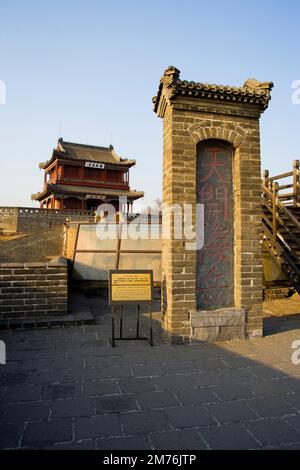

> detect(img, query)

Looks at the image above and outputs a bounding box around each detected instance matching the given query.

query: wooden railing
[263,159,300,206]
[262,163,300,290]
[262,183,300,245]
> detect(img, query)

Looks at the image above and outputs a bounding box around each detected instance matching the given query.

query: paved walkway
[1,293,300,450]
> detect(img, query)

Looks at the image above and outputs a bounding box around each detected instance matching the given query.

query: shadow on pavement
[0,291,300,450]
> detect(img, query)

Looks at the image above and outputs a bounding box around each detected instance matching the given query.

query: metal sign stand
[111,303,153,347]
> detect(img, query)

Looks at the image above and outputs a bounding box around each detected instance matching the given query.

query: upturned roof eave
[31,184,144,201]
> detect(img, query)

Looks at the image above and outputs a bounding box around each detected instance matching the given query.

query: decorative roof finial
[161,66,180,86]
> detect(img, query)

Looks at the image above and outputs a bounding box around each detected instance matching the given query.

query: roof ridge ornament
[153,66,181,117]
[161,66,180,86]
[57,137,66,154]
[244,78,273,90]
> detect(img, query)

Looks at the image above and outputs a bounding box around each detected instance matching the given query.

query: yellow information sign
[109,270,153,304]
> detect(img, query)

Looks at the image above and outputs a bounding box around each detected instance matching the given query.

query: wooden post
[272,182,279,243]
[263,169,269,187]
[262,169,269,203]
[293,160,299,206]
[268,180,273,208]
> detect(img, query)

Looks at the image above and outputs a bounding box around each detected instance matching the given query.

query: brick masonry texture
[190,308,246,341]
[154,66,273,343]
[0,207,95,263]
[0,257,68,319]
[0,207,94,235]
[0,225,64,263]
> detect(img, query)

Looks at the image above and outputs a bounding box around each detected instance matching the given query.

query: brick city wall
[0,257,68,319]
[0,207,95,235]
[0,225,65,263]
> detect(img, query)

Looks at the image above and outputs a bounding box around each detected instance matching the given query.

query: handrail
[262,162,300,292]
[278,183,293,190]
[262,183,273,199]
[263,160,300,206]
[267,171,293,182]
[278,193,293,199]
[262,184,300,231]
[263,223,300,287]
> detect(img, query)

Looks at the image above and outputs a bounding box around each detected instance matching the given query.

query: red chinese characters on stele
[196,144,234,309]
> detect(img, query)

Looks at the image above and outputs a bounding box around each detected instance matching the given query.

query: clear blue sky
[0,0,300,208]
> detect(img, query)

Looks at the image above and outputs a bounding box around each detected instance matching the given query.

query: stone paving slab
[0,294,300,449]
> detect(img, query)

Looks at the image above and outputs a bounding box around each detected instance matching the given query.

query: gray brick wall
[0,207,95,235]
[0,257,68,319]
[0,225,64,263]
